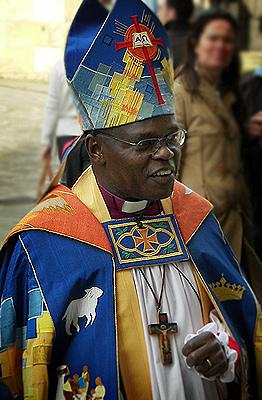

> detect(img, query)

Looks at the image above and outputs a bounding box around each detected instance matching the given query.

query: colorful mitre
[65,0,175,130]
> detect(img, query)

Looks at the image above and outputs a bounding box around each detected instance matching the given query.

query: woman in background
[174,10,262,296]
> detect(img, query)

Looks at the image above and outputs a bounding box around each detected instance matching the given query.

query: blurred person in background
[241,66,262,260]
[41,58,82,162]
[99,0,114,10]
[157,0,194,70]
[173,10,262,298]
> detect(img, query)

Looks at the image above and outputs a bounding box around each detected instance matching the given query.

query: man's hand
[182,332,228,379]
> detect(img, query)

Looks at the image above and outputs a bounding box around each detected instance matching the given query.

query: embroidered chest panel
[103,214,189,270]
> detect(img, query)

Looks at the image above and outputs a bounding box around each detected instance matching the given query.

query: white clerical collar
[121,199,149,214]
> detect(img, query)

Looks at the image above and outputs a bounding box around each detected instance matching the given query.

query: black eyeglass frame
[94,128,187,155]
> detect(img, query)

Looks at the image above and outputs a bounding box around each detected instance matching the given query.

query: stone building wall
[0,0,81,81]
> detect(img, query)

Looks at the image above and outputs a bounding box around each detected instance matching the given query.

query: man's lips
[149,168,175,178]
[148,168,175,185]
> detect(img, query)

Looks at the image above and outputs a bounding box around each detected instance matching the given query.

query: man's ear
[86,135,105,165]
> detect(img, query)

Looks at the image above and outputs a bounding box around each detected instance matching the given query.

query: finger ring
[206,358,212,368]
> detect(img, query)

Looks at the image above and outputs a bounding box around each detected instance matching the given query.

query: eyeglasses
[96,128,186,155]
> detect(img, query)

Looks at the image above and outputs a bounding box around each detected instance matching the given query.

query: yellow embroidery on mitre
[209,274,245,302]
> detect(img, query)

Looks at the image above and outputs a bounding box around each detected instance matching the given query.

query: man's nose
[152,143,175,160]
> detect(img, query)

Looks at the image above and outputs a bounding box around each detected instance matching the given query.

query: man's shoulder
[171,181,213,243]
[172,181,212,207]
[2,185,112,254]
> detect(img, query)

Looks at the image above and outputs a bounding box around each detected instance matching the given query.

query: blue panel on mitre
[64,0,175,130]
[65,0,108,81]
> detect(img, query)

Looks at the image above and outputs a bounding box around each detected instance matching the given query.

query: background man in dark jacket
[241,67,262,259]
[157,0,194,69]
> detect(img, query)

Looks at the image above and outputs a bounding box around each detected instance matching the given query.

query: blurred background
[0,0,262,243]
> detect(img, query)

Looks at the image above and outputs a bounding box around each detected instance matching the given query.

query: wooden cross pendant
[148,312,177,365]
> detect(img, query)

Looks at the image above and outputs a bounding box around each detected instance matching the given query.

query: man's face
[92,115,181,201]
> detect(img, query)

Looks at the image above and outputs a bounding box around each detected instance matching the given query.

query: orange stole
[2,186,112,254]
[3,182,212,251]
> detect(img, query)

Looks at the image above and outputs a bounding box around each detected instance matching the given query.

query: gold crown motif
[209,274,245,302]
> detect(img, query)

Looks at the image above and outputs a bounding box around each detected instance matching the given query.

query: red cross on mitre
[115,15,165,105]
[133,227,159,252]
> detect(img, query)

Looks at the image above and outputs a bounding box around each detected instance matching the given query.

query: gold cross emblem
[133,227,159,252]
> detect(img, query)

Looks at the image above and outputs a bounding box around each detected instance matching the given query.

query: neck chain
[137,263,202,366]
[139,263,201,310]
[138,266,177,365]
[171,263,201,305]
[135,213,145,229]
[139,267,166,312]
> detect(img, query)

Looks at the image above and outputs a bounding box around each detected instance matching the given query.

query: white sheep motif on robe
[63,287,103,336]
